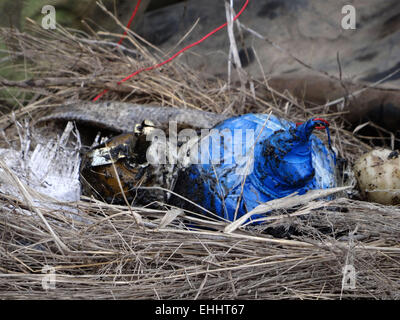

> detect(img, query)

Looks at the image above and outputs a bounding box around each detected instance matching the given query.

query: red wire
[313,118,330,130]
[117,0,142,45]
[93,0,250,101]
[296,118,330,130]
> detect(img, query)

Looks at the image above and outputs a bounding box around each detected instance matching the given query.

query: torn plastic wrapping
[173,114,337,223]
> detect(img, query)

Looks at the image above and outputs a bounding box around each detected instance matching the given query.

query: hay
[0,19,399,300]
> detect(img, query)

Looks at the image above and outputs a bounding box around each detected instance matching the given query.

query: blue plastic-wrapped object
[174,114,336,223]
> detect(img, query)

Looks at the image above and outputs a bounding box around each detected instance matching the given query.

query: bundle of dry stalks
[0,17,398,300]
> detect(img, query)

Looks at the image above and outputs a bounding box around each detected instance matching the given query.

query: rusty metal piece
[80,120,175,205]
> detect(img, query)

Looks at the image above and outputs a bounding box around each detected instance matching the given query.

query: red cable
[117,0,142,45]
[93,0,250,101]
[313,118,330,130]
[296,118,330,130]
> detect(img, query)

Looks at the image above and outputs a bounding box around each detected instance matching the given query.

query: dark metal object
[45,102,228,205]
[80,121,176,204]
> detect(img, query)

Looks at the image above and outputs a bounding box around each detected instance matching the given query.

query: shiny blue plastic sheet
[177,114,336,223]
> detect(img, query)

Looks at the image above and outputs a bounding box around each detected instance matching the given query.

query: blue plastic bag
[173,114,336,223]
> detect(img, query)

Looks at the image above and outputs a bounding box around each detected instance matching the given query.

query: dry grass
[0,19,399,300]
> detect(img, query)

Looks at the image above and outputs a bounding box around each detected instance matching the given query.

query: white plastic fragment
[0,122,81,208]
